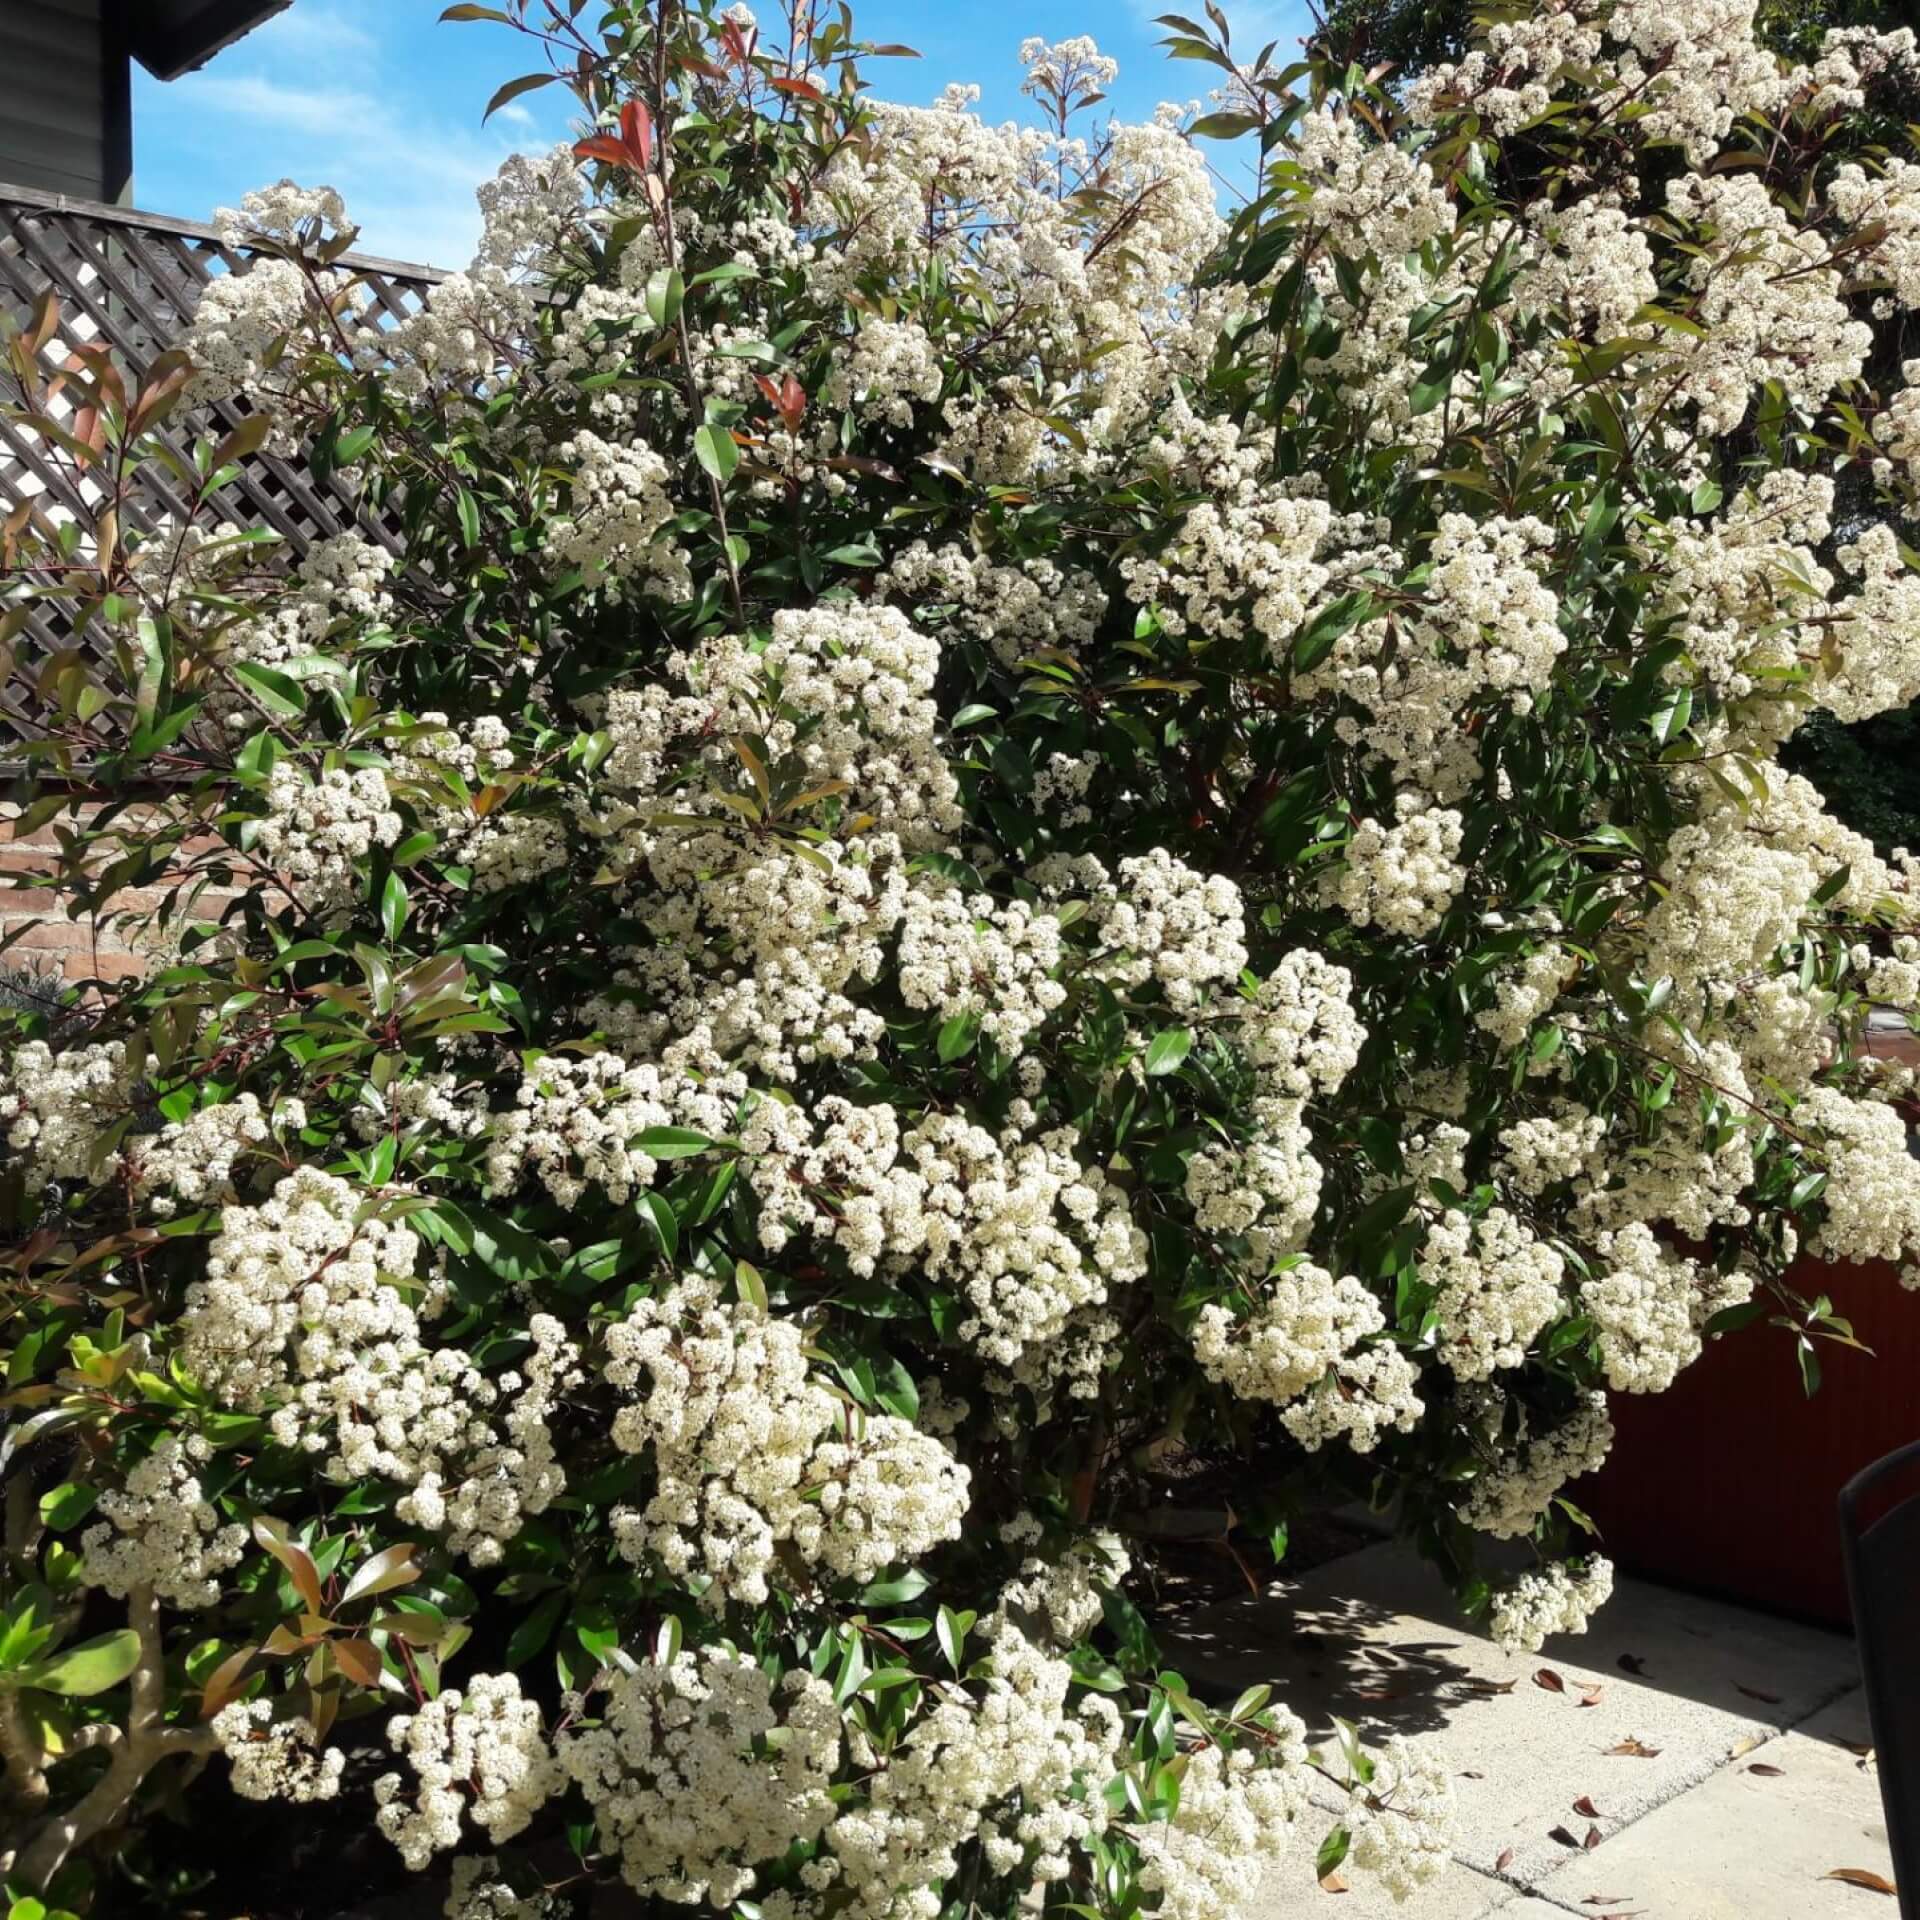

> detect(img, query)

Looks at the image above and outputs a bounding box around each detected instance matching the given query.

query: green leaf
[37,1484,96,1532]
[630,1126,716,1159]
[455,485,481,549]
[936,1013,980,1064]
[859,1570,929,1606]
[951,704,997,729]
[693,423,739,486]
[1292,592,1376,673]
[380,871,409,943]
[335,423,377,465]
[1143,1028,1192,1076]
[1316,1826,1352,1879]
[639,1190,679,1263]
[644,268,686,331]
[16,1628,140,1698]
[232,660,305,717]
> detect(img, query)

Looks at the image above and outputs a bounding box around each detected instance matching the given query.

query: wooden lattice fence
[0,182,445,749]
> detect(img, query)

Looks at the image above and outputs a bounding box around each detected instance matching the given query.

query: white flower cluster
[1487,1557,1616,1654]
[444,1857,562,1920]
[1134,1739,1312,1920]
[1297,515,1565,803]
[896,889,1068,1054]
[212,1700,345,1803]
[125,1093,272,1215]
[186,1168,566,1563]
[375,1674,560,1869]
[1192,1262,1424,1455]
[1344,1737,1457,1900]
[79,1435,247,1609]
[557,1646,841,1906]
[543,431,690,597]
[603,1278,968,1603]
[1421,1208,1566,1381]
[1798,1087,1920,1269]
[1580,1222,1750,1394]
[1329,797,1466,939]
[254,764,403,913]
[1291,107,1455,262]
[0,1039,131,1191]
[1459,1390,1615,1540]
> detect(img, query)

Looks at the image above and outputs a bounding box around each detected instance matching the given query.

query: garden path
[1163,1536,1891,1917]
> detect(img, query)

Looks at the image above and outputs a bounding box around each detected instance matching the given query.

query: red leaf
[1573,1796,1604,1820]
[332,1638,383,1688]
[770,74,824,99]
[1584,1825,1603,1850]
[1737,1683,1784,1705]
[573,134,632,169]
[621,98,654,170]
[1534,1668,1566,1693]
[1495,1848,1514,1872]
[1548,1825,1581,1849]
[1747,1762,1786,1777]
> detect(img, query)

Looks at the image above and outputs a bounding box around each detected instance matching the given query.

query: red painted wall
[1585,1257,1920,1626]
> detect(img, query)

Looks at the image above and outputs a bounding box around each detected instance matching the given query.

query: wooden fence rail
[0,182,445,748]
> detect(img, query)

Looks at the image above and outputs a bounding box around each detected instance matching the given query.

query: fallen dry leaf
[1737,1683,1784,1705]
[1823,1867,1897,1895]
[1618,1654,1649,1676]
[1730,1732,1769,1759]
[1458,1769,1485,1780]
[1535,1668,1566,1694]
[1584,1825,1603,1851]
[1747,1763,1785,1777]
[1548,1825,1582,1849]
[1468,1678,1518,1697]
[1607,1738,1661,1758]
[1573,1796,1605,1819]
[1578,1686,1605,1708]
[1495,1847,1514,1873]
[1582,1898,1632,1907]
[1318,1871,1349,1894]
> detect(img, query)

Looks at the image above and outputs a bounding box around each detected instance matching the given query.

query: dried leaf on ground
[1607,1738,1662,1758]
[1535,1668,1566,1693]
[1495,1847,1514,1872]
[1579,1685,1605,1707]
[1584,1824,1603,1850]
[1573,1795,1605,1819]
[1737,1683,1784,1704]
[1823,1867,1897,1895]
[1548,1825,1582,1848]
[1318,1871,1349,1894]
[1747,1762,1785,1777]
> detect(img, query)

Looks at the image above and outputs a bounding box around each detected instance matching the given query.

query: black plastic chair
[1840,1439,1920,1916]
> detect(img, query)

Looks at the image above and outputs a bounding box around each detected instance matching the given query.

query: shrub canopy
[4,0,1920,1913]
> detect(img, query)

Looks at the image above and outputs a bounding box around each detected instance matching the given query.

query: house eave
[128,0,292,84]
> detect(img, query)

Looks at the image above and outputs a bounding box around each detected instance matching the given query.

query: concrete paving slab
[1525,1686,1892,1918]
[1252,1813,1519,1920]
[1162,1542,1861,1893]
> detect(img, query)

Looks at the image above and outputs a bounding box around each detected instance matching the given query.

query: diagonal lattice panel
[0,183,444,753]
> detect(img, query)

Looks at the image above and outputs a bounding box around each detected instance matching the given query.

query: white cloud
[149,5,576,268]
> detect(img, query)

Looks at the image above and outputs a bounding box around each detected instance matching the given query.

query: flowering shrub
[3,0,1920,1912]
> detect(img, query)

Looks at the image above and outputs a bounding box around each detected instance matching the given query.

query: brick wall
[0,793,210,987]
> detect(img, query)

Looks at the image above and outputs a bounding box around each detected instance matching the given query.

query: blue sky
[131,0,1313,269]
